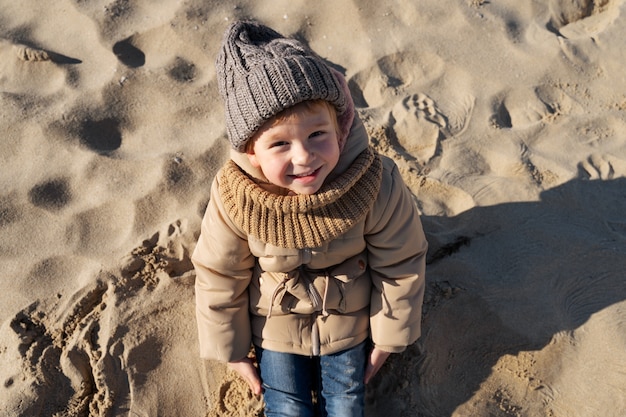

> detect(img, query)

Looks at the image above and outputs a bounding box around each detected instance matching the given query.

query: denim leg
[319,341,367,417]
[256,342,367,417]
[255,346,316,417]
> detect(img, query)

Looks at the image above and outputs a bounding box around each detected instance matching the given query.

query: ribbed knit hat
[216,20,353,152]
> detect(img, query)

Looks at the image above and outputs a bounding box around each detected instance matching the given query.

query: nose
[291,141,314,164]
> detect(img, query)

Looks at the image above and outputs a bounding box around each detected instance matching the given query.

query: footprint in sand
[168,57,198,83]
[28,177,73,212]
[348,50,445,108]
[547,0,623,39]
[492,85,574,129]
[14,44,51,62]
[578,153,615,180]
[113,36,145,68]
[387,93,449,164]
[78,117,124,153]
[52,102,125,155]
[13,42,80,64]
[379,94,476,216]
[0,39,81,96]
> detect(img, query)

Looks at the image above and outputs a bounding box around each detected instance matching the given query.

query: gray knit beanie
[216,20,353,152]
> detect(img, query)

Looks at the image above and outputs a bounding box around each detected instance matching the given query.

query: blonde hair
[246,100,340,154]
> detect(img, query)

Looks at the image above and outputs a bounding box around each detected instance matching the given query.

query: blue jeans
[255,341,367,417]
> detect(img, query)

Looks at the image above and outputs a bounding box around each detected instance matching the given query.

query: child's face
[247,102,340,195]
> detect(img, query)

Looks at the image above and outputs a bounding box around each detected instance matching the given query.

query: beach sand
[1,1,626,416]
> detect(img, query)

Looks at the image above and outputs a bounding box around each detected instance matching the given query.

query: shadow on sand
[366,177,626,416]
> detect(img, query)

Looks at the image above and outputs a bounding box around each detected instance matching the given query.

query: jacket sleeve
[192,176,256,362]
[366,158,428,353]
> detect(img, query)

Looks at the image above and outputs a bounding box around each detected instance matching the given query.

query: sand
[1,0,626,416]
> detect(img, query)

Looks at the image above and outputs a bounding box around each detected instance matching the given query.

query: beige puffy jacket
[192,116,428,362]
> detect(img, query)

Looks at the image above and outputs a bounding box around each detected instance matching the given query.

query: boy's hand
[364,347,391,384]
[228,357,262,396]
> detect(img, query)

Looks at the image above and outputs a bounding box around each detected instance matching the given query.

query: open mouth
[290,167,321,181]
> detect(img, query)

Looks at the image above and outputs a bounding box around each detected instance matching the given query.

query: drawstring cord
[299,266,330,318]
[266,277,288,319]
[266,267,332,356]
[311,273,330,356]
[321,271,330,318]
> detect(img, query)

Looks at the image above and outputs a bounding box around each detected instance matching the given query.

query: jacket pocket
[328,252,371,313]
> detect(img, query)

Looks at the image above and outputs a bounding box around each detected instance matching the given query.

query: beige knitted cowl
[218,146,383,249]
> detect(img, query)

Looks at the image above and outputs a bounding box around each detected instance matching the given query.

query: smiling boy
[247,100,341,195]
[192,20,428,416]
